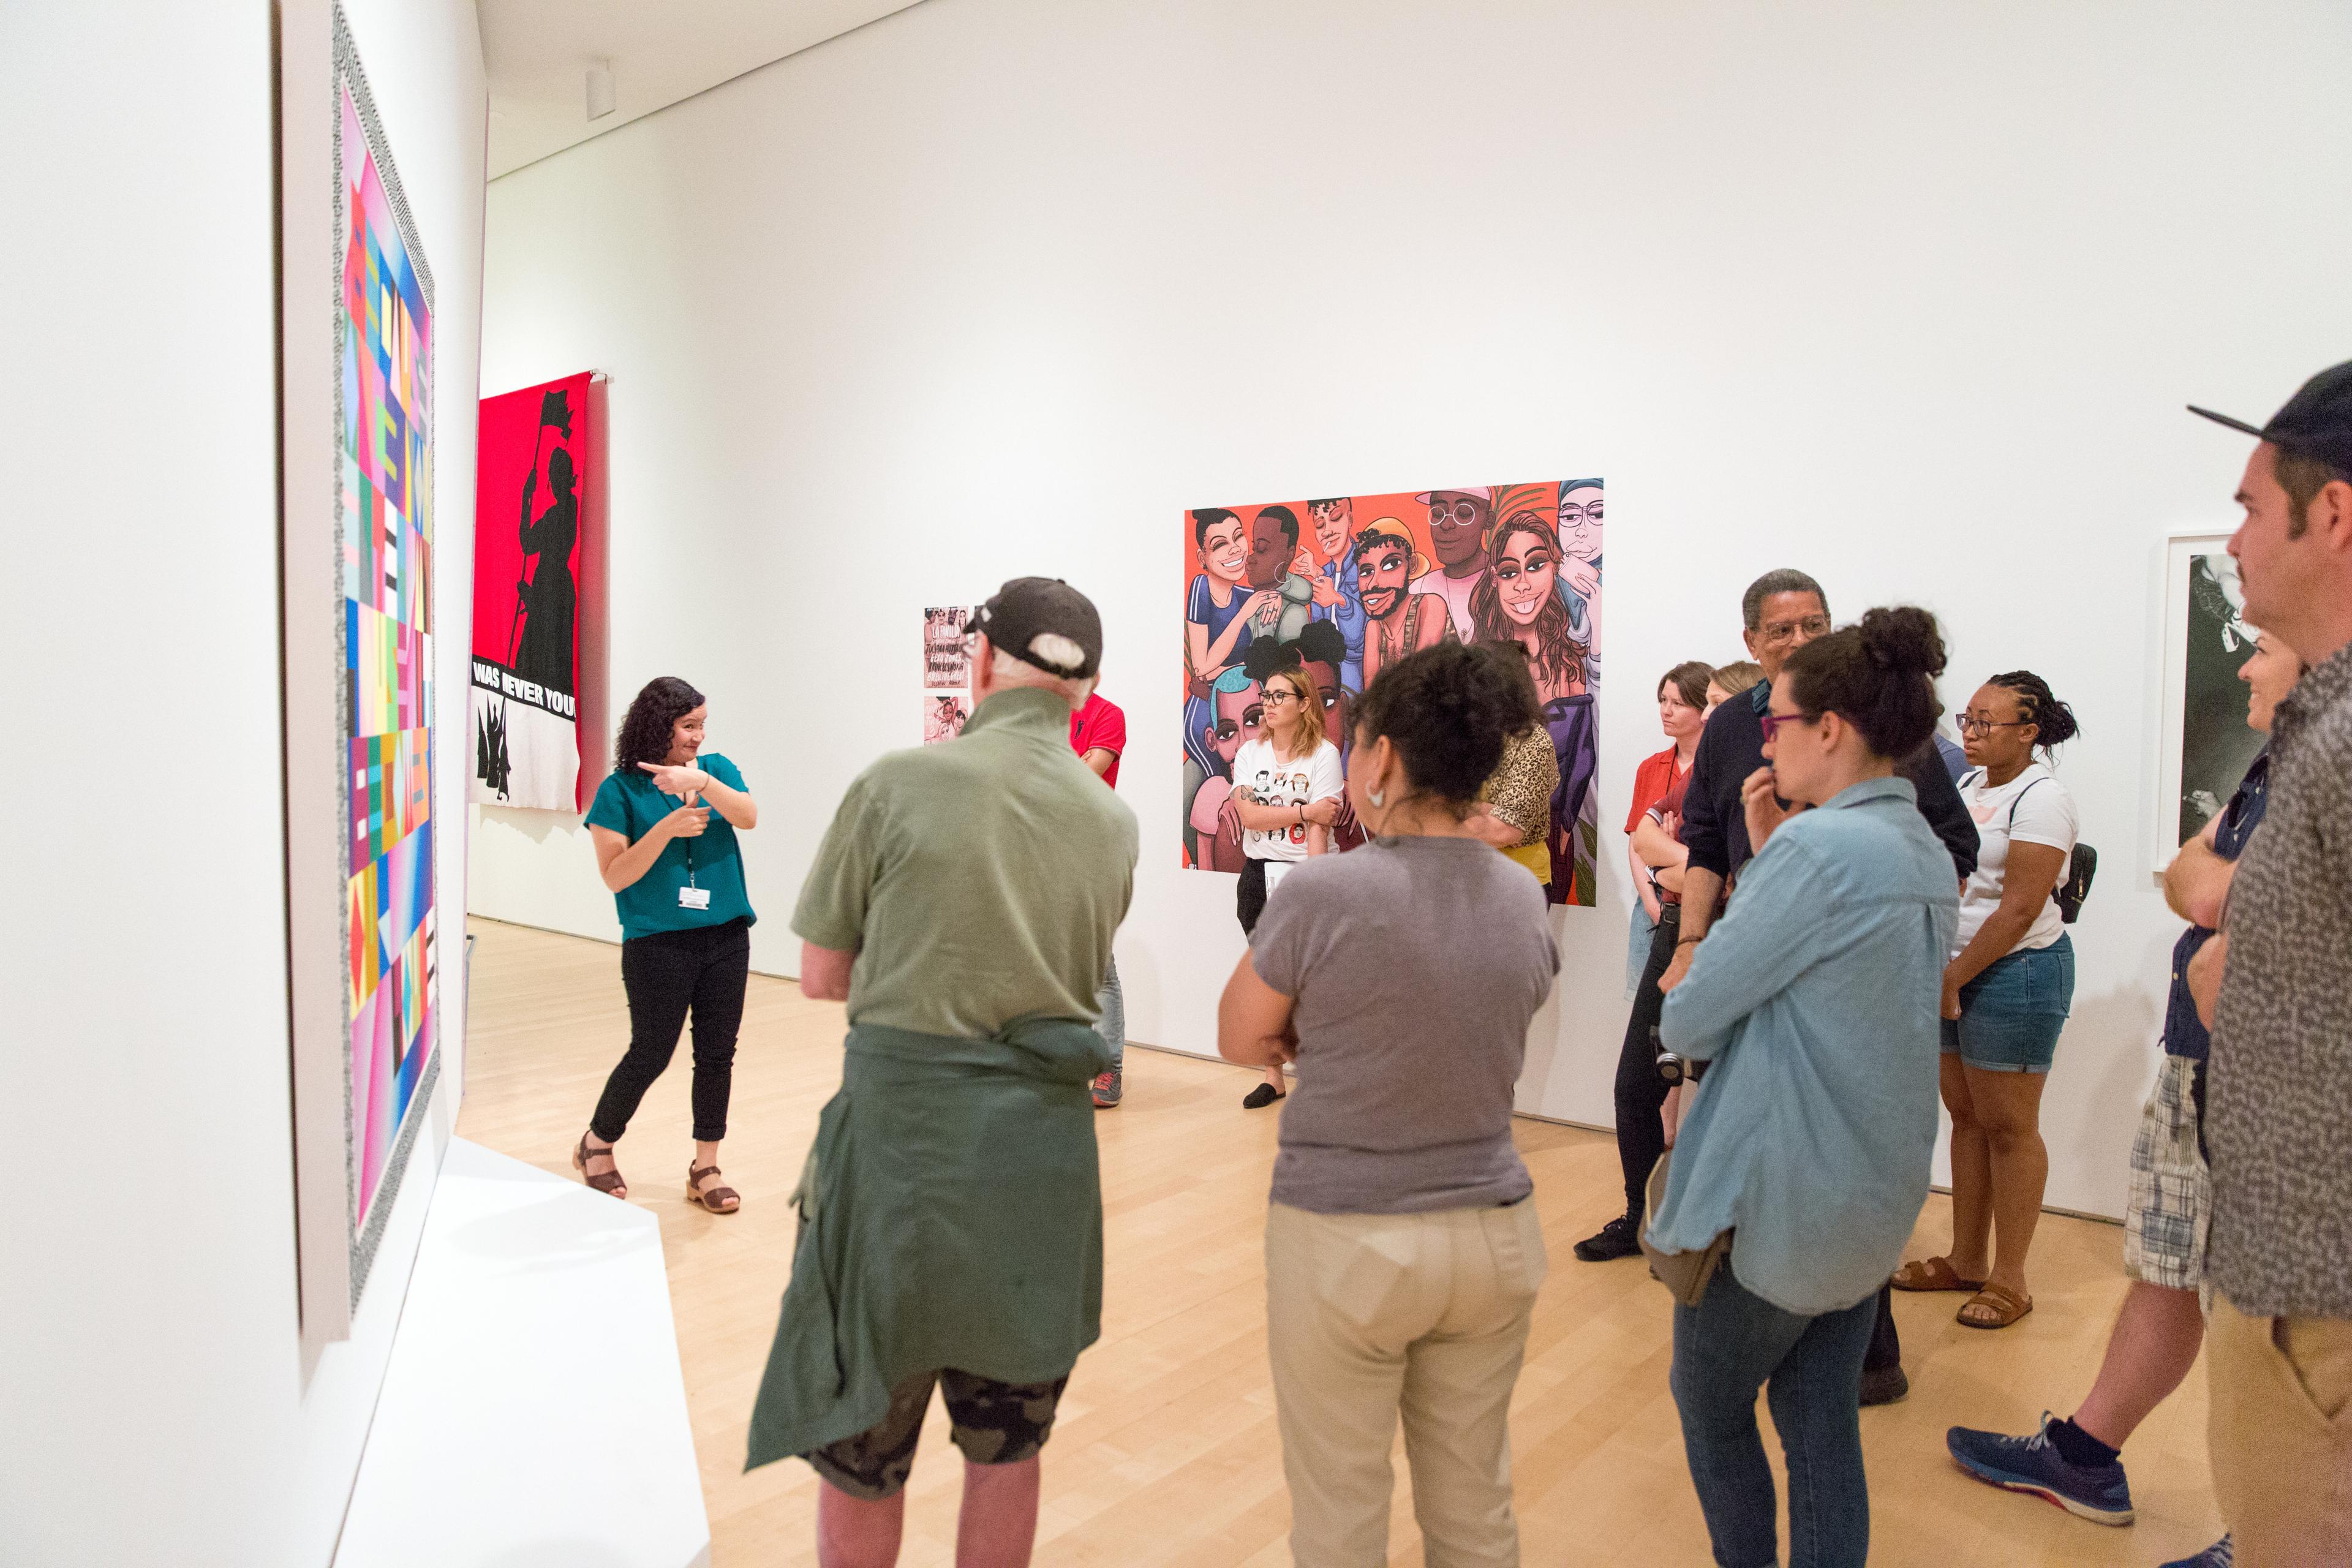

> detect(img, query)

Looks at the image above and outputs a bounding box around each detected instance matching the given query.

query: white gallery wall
[470,0,2352,1219]
[0,4,486,1564]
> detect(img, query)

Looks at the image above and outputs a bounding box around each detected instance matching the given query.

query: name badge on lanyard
[678,886,711,911]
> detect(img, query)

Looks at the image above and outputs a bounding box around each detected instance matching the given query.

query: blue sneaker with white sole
[2159,1536,2233,1568]
[1945,1413,2135,1525]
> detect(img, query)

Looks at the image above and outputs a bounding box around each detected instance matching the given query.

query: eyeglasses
[1428,500,1484,526]
[1758,710,1822,742]
[1954,715,2030,736]
[1757,616,1831,649]
[1560,501,1604,526]
[1262,690,1301,707]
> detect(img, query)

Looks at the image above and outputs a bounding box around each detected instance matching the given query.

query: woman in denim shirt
[1650,607,1961,1568]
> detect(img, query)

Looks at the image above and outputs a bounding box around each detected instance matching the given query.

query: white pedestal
[335,1139,711,1568]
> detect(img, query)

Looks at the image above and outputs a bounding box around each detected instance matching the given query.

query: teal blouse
[582,752,757,941]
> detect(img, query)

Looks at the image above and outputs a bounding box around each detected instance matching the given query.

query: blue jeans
[1093,956,1124,1071]
[1670,1264,1876,1567]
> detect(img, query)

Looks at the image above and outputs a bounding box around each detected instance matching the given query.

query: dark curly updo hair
[1354,641,1542,808]
[614,676,705,774]
[1986,669,2080,749]
[1782,606,1947,760]
[1242,619,1348,684]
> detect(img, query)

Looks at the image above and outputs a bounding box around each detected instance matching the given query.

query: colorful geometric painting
[1180,481,1603,903]
[337,29,439,1298]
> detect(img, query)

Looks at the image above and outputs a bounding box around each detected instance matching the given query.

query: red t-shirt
[1626,744,1692,834]
[1070,693,1126,788]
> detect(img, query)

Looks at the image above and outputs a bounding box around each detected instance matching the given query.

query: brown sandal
[1891,1256,1986,1293]
[1957,1282,2034,1329]
[573,1134,627,1199]
[687,1163,740,1215]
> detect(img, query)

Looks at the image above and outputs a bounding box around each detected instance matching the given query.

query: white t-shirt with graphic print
[1954,760,2078,956]
[1232,737,1345,864]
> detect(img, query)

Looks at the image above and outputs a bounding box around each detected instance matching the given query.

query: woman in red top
[1624,662,1713,997]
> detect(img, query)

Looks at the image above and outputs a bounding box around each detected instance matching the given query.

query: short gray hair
[1741,569,1828,631]
[989,646,1093,708]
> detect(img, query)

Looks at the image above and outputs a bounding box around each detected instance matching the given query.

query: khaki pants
[1265,1197,1546,1567]
[2208,1291,2352,1566]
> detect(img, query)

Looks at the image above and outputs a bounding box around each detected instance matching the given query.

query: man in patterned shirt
[2187,360,2352,1566]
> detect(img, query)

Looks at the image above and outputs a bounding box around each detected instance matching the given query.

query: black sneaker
[1573,1213,1643,1262]
[1859,1363,1909,1407]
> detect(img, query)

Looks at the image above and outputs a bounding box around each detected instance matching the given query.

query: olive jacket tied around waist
[745,1016,1113,1470]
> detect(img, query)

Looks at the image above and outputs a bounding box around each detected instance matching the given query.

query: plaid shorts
[803,1368,1070,1501]
[2123,1055,2209,1291]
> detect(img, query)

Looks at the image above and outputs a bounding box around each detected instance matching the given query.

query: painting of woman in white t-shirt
[1221,658,1345,1109]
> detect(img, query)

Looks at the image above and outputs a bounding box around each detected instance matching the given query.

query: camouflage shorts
[803,1368,1071,1501]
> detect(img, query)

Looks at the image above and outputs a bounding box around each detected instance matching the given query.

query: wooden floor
[456,918,2223,1566]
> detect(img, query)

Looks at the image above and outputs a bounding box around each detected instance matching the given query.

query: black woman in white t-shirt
[1892,670,2081,1331]
[1220,646,1344,1108]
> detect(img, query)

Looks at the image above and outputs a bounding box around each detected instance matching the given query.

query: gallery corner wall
[0,2,486,1563]
[469,0,2352,1222]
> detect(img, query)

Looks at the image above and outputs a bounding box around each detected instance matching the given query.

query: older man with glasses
[1576,567,1979,1410]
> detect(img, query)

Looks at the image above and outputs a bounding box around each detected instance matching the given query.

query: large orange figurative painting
[1180,481,1603,904]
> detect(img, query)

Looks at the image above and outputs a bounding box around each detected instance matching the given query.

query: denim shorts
[1941,933,2074,1072]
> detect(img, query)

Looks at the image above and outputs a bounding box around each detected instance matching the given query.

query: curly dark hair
[614,676,706,774]
[1354,641,1541,807]
[1986,669,2081,748]
[1782,606,1947,760]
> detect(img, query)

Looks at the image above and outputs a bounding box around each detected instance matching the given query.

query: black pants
[590,917,750,1144]
[1611,904,1681,1216]
[1237,855,1270,935]
[1618,904,1901,1371]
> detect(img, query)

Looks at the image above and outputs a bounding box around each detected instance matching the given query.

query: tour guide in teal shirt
[1646,608,1959,1568]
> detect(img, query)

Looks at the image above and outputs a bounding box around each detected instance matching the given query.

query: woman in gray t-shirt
[1218,639,1560,1566]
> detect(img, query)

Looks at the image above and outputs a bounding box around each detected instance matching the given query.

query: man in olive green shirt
[749,578,1137,1568]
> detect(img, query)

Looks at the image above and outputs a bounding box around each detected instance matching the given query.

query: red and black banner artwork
[470,372,603,810]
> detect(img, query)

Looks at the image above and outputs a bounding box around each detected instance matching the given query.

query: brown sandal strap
[1891,1256,1985,1294]
[1957,1283,2032,1328]
[575,1136,626,1194]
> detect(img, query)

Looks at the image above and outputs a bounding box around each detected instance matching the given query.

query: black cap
[971,576,1102,681]
[2188,360,2352,478]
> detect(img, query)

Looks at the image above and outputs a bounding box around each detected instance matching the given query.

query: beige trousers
[1265,1197,1547,1567]
[2208,1291,2352,1566]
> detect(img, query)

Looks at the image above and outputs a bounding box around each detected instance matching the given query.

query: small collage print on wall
[922,606,972,745]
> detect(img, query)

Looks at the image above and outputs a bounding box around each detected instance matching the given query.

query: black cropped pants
[590,916,749,1145]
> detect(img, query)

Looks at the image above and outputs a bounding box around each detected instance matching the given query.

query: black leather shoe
[1242,1083,1285,1110]
[1572,1213,1643,1262]
[1860,1363,1910,1407]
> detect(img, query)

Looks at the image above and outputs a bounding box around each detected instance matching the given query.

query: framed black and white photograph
[2154,531,2263,866]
